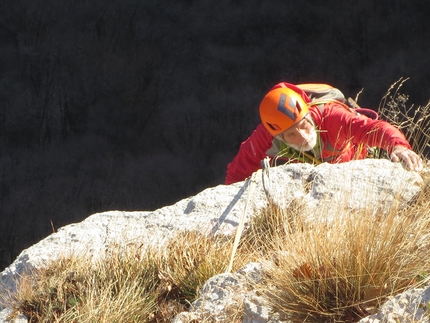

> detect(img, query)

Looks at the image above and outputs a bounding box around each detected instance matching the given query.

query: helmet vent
[296,100,302,112]
[266,122,280,131]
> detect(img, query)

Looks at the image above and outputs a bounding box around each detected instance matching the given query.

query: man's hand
[390,145,423,171]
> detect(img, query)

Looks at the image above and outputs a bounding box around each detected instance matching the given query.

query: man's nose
[297,128,308,137]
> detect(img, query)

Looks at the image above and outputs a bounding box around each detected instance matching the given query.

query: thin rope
[225,171,258,273]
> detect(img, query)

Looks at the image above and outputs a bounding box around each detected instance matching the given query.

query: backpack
[296,83,379,120]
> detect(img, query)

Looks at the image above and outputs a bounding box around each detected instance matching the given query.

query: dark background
[1,0,429,270]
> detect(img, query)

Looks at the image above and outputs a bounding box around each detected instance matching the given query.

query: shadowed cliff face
[0,0,429,269]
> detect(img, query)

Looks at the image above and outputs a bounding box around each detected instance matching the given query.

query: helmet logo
[277,94,297,121]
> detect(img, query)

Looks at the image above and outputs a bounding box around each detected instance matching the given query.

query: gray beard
[286,129,317,152]
[288,142,315,152]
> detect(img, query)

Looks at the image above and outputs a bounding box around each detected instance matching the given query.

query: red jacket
[225,86,411,185]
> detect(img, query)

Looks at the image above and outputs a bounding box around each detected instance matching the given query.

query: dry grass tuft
[253,179,430,323]
[239,198,307,260]
[155,230,236,305]
[2,231,241,323]
[7,246,160,322]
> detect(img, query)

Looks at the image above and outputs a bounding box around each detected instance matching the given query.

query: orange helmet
[259,87,309,136]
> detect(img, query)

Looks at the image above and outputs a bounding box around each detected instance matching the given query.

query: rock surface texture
[0,159,426,322]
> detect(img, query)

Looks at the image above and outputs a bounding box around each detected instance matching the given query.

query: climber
[225,82,423,184]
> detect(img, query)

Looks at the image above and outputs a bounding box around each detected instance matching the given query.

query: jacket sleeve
[324,103,411,152]
[225,123,273,184]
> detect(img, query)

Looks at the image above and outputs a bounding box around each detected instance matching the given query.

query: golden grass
[1,231,244,323]
[9,246,161,322]
[252,184,430,322]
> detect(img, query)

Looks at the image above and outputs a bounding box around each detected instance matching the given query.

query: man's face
[280,116,317,152]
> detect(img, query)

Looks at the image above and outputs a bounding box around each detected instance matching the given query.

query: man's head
[260,86,317,151]
[279,114,317,151]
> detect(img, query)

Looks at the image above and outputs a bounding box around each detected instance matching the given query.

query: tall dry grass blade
[378,78,430,157]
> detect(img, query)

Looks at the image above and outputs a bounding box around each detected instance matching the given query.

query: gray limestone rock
[0,159,425,322]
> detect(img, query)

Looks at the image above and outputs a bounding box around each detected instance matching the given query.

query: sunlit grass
[1,231,244,323]
[253,182,430,322]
